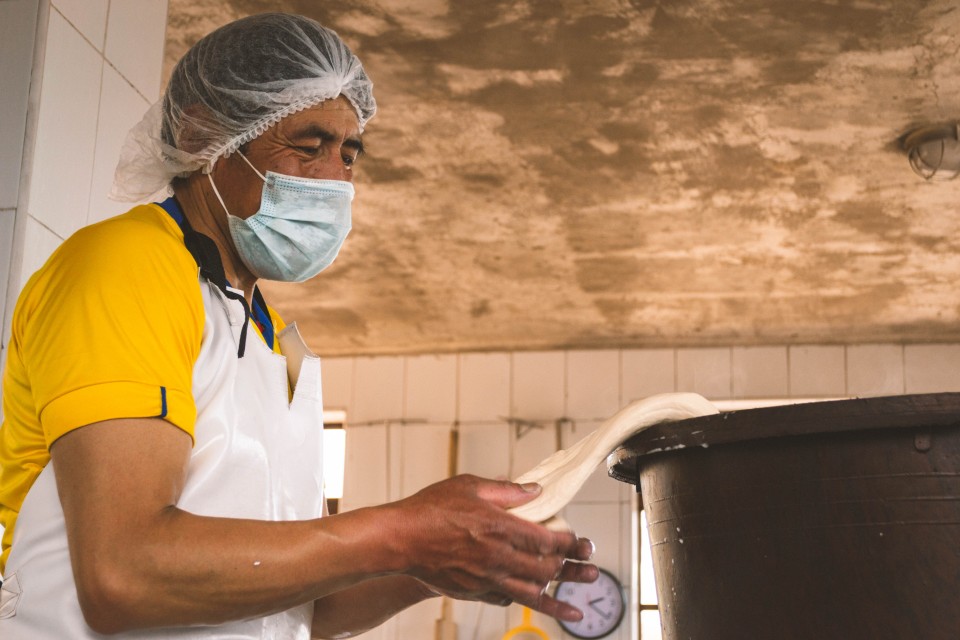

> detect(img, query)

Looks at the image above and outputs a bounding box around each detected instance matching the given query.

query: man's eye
[297,146,321,155]
[342,154,356,167]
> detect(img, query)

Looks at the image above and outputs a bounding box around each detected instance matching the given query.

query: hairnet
[110,12,376,202]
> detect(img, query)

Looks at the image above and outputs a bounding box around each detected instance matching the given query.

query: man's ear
[169,103,218,155]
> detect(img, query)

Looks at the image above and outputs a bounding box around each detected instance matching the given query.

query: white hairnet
[110,12,376,202]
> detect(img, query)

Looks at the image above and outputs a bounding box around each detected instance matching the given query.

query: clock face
[555,567,626,639]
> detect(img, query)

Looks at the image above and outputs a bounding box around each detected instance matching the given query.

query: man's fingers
[473,477,543,509]
[556,560,599,584]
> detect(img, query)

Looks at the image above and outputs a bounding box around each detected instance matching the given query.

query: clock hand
[588,599,612,620]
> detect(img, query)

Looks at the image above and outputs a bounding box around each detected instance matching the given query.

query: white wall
[324,343,960,640]
[0,0,168,370]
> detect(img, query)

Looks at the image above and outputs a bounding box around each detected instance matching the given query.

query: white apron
[0,278,326,639]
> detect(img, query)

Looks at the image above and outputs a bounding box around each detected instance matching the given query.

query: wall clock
[554,567,626,639]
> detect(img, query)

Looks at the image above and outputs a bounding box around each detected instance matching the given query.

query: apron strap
[159,197,252,358]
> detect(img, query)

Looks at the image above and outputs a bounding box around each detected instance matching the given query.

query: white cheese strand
[508,392,719,525]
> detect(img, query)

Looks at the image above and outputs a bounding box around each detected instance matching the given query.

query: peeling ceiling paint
[165,0,960,355]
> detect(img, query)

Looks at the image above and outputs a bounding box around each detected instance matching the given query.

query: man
[0,12,597,639]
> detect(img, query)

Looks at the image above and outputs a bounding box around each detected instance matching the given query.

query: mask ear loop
[202,160,257,359]
[236,150,268,182]
[206,151,267,217]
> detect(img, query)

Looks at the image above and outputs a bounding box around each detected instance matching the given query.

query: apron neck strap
[159,197,252,358]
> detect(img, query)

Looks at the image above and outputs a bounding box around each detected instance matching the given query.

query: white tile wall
[405,354,456,422]
[326,342,960,639]
[53,0,108,49]
[458,352,510,422]
[904,344,960,393]
[399,423,451,497]
[87,65,150,225]
[564,501,625,583]
[789,345,846,397]
[388,422,403,501]
[732,346,788,398]
[19,215,62,289]
[456,422,511,479]
[0,0,40,209]
[320,357,354,410]
[512,351,565,419]
[104,0,168,100]
[566,350,620,420]
[341,423,388,511]
[511,417,559,480]
[561,420,626,504]
[621,349,675,401]
[26,9,103,239]
[676,348,732,399]
[453,600,507,640]
[847,344,904,397]
[351,356,404,423]
[6,0,167,335]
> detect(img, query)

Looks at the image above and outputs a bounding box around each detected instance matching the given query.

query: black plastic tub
[608,393,960,640]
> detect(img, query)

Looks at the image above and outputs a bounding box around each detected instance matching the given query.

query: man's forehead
[274,97,361,136]
[316,96,354,110]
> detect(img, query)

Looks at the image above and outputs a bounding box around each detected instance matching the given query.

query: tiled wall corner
[904,344,960,393]
[404,354,456,423]
[320,357,353,410]
[0,211,16,334]
[567,350,620,420]
[732,346,788,398]
[26,8,102,239]
[621,349,675,402]
[676,348,732,399]
[458,351,510,422]
[104,0,168,100]
[52,0,108,48]
[846,344,904,397]
[0,0,40,210]
[512,351,565,419]
[789,345,846,397]
[350,356,404,424]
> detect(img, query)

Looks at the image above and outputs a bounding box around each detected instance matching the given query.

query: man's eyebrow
[291,124,365,155]
[343,137,365,155]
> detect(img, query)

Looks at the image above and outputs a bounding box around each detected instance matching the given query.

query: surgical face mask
[207,152,353,282]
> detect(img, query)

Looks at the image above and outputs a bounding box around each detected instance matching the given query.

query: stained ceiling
[165,0,960,356]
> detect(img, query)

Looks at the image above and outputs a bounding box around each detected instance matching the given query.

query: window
[323,410,347,515]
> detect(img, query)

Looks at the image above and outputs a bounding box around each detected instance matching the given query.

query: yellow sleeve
[16,205,204,445]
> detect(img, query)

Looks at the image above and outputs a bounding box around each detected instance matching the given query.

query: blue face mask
[207,152,353,282]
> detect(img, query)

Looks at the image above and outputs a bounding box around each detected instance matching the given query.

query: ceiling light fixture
[903,123,960,181]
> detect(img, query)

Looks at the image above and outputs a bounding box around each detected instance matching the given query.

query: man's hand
[384,475,599,622]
